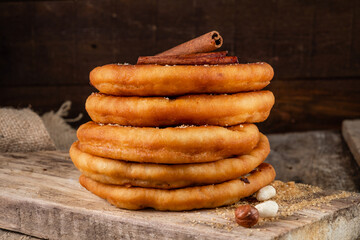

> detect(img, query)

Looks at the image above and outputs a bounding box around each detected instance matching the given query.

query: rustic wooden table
[267,129,360,192]
[1,130,359,239]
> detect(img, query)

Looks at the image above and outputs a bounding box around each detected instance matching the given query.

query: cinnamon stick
[177,51,228,58]
[156,31,223,56]
[137,55,238,65]
[137,51,228,65]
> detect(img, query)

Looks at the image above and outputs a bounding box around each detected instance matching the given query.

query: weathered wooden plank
[235,0,315,78]
[193,0,236,53]
[351,1,360,71]
[271,1,315,79]
[0,1,77,86]
[155,0,196,53]
[342,119,360,167]
[0,43,36,86]
[0,41,77,86]
[0,150,359,240]
[0,2,33,43]
[1,0,360,87]
[233,0,360,78]
[112,0,158,40]
[259,78,360,133]
[0,229,39,240]
[75,0,117,41]
[308,0,355,78]
[33,1,75,43]
[267,130,360,192]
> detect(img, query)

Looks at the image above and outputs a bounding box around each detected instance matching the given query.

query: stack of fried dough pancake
[70,62,276,211]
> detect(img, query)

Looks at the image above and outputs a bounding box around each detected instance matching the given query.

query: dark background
[1,0,359,133]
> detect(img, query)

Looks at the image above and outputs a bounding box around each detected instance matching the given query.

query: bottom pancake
[79,163,276,211]
[71,134,270,189]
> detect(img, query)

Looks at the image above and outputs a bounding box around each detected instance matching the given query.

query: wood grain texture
[0,229,39,240]
[266,130,360,192]
[0,0,360,133]
[0,131,360,239]
[259,78,360,133]
[0,0,359,84]
[342,119,360,166]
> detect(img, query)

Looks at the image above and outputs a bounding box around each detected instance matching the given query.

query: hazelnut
[235,205,259,228]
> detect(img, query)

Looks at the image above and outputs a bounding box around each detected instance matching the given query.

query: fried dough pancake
[89,63,273,96]
[77,122,260,164]
[71,134,269,189]
[79,163,276,211]
[86,91,275,127]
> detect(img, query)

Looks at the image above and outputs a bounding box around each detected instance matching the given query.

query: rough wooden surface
[1,0,360,133]
[266,130,360,192]
[1,131,360,239]
[0,229,39,240]
[342,119,360,167]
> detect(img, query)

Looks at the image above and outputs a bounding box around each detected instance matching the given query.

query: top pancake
[90,63,274,96]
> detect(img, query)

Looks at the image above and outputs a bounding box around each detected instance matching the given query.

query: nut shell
[235,205,259,228]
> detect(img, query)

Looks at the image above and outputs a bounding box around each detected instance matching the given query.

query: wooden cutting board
[0,151,359,240]
[343,119,360,167]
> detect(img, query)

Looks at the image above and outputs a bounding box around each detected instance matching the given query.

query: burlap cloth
[0,101,81,152]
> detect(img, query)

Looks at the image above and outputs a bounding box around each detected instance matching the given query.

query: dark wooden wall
[1,0,359,133]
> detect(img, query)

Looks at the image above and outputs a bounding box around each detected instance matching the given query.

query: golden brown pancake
[71,134,270,189]
[77,122,260,164]
[86,91,275,127]
[89,63,273,96]
[79,163,276,211]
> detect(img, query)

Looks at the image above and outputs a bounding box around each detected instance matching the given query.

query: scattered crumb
[95,122,129,127]
[186,181,354,230]
[176,125,196,128]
